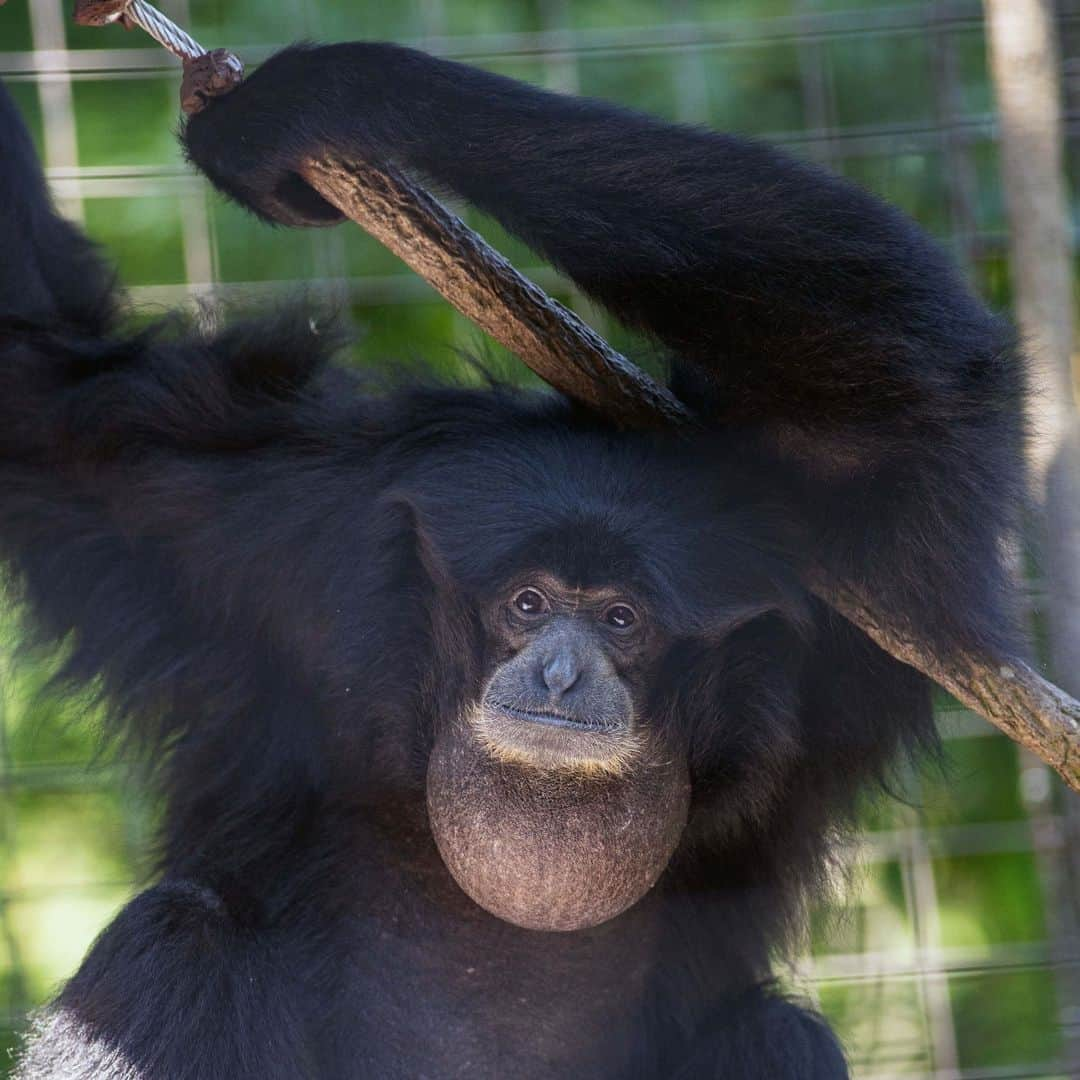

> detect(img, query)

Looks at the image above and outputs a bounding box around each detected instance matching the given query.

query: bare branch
[301,157,693,431]
[808,574,1080,790]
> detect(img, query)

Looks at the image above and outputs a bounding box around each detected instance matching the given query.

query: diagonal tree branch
[71,2,1080,795]
[808,573,1080,787]
[300,156,693,431]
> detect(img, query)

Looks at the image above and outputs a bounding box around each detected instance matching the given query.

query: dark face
[426,573,691,932]
[475,572,657,776]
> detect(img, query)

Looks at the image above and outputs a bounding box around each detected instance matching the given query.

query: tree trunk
[984,0,1080,697]
[984,3,1080,1068]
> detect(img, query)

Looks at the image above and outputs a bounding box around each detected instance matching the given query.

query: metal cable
[123,1,206,62]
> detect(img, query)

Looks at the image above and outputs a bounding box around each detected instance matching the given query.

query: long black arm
[0,77,346,1077]
[0,83,114,333]
[183,44,1014,431]
[0,76,414,896]
[183,43,1027,653]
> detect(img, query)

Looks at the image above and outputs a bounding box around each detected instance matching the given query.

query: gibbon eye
[512,588,548,616]
[604,604,637,630]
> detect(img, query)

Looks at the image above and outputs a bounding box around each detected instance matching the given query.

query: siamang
[3,39,1025,1080]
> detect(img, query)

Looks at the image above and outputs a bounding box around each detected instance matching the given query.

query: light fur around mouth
[468,697,644,780]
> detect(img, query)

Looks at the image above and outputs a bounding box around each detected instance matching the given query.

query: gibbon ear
[377,490,484,712]
[378,490,458,596]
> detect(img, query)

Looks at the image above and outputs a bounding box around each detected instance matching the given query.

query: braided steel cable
[122,1,204,60]
[124,1,242,72]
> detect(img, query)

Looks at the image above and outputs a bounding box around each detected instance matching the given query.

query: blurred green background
[2,1,1079,1076]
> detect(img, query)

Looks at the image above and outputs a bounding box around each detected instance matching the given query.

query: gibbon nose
[542,651,582,698]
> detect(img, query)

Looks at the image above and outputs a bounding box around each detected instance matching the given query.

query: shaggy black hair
[2,42,1026,1079]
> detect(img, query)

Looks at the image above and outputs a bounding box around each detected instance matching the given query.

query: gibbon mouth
[501,705,608,731]
[472,700,641,777]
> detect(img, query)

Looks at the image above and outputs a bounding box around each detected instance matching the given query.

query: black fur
[1,41,1026,1079]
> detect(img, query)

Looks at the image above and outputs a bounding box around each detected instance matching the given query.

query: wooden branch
[301,157,693,430]
[809,575,1080,790]
[66,2,1080,794]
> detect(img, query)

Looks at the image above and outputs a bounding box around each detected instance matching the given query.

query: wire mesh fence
[1,1,1079,1076]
